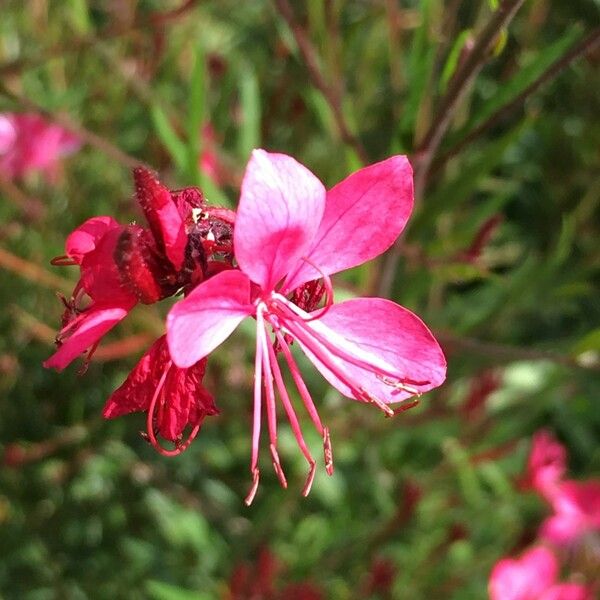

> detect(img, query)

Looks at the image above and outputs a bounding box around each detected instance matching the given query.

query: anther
[361,389,394,417]
[302,462,317,497]
[323,427,334,476]
[245,468,260,506]
[270,444,288,489]
[377,375,427,396]
[392,398,421,415]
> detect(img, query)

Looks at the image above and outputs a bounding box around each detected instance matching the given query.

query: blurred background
[0,1,599,598]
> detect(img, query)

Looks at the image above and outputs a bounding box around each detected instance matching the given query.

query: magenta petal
[133,168,187,270]
[302,298,446,403]
[284,156,414,291]
[65,216,121,262]
[234,149,326,290]
[167,269,254,368]
[43,304,132,371]
[489,547,558,600]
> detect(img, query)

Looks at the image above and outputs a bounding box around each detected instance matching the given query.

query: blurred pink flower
[540,479,600,546]
[167,149,446,503]
[0,112,80,180]
[489,546,591,600]
[527,430,567,495]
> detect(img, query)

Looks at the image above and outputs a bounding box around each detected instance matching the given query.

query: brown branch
[272,0,369,164]
[434,27,600,171]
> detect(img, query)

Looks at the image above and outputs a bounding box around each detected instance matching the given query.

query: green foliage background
[0,1,598,598]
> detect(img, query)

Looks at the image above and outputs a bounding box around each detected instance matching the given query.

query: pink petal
[235,149,326,290]
[133,168,187,270]
[489,546,558,600]
[167,269,254,368]
[284,156,413,291]
[527,430,567,495]
[65,216,121,262]
[301,298,446,403]
[43,304,132,371]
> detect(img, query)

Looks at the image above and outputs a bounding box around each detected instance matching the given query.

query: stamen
[277,314,373,405]
[244,468,260,506]
[77,340,100,375]
[323,427,334,476]
[392,398,421,415]
[274,329,324,436]
[361,389,395,417]
[257,307,290,488]
[265,332,317,495]
[51,255,77,266]
[145,360,202,457]
[377,375,427,396]
[270,444,288,489]
[293,257,334,322]
[274,296,404,384]
[302,462,317,497]
[250,307,265,475]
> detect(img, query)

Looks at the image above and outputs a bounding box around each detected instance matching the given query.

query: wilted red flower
[0,112,80,180]
[45,167,233,452]
[489,546,592,600]
[44,167,233,371]
[167,149,446,503]
[102,336,218,455]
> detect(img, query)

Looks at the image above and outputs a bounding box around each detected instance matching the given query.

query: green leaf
[237,67,261,159]
[186,42,206,186]
[464,26,582,133]
[146,581,211,600]
[150,105,187,172]
[439,30,472,94]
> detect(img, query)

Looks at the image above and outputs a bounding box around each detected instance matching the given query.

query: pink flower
[527,430,567,495]
[0,112,80,180]
[102,336,218,454]
[167,149,446,503]
[540,479,600,546]
[489,546,591,600]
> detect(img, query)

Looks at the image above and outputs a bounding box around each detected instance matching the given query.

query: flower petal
[65,216,121,262]
[489,547,558,600]
[103,336,160,418]
[284,156,413,291]
[235,149,326,290]
[167,269,254,368]
[43,303,133,371]
[133,167,187,270]
[301,298,446,403]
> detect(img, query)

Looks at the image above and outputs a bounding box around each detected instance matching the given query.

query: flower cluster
[488,430,599,599]
[0,112,80,180]
[46,150,446,502]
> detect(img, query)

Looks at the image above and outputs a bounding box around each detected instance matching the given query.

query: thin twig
[434,27,600,171]
[0,246,73,293]
[272,0,369,164]
[0,176,46,221]
[413,0,527,201]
